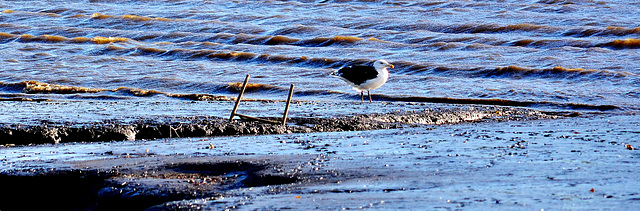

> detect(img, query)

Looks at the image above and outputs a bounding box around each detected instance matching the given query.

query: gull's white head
[373,60,394,71]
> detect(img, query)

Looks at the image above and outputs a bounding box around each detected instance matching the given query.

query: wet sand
[1,100,638,210]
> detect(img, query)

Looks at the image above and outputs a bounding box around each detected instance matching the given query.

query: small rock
[625,144,634,150]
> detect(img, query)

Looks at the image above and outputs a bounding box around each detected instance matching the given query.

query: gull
[330,59,394,102]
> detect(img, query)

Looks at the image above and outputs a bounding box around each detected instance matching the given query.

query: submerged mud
[0,105,551,145]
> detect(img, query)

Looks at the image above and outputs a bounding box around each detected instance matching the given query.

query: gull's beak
[389,64,395,69]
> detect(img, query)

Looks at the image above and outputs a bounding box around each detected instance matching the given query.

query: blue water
[1,0,639,110]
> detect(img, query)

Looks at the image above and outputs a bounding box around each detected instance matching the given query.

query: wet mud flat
[1,100,638,210]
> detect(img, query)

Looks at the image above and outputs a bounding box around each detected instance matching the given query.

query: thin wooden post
[282,84,294,126]
[229,74,250,121]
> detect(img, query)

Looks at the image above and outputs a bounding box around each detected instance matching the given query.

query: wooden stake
[228,75,295,125]
[229,74,250,121]
[282,84,294,126]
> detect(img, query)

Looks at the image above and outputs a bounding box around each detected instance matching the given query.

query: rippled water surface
[1,0,639,110]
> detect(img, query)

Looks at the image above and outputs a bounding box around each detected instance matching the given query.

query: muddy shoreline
[1,113,638,210]
[1,100,637,210]
[1,105,554,145]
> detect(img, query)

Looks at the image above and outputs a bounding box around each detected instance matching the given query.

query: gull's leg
[360,91,364,102]
[368,90,372,102]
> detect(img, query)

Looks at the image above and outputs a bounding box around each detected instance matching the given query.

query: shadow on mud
[0,162,297,211]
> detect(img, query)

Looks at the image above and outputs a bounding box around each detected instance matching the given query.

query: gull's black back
[335,65,378,85]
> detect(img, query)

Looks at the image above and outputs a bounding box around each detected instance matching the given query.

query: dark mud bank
[0,160,299,211]
[1,106,555,145]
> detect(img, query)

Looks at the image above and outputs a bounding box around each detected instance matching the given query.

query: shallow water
[1,0,639,110]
